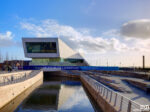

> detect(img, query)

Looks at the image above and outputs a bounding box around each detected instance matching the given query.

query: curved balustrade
[0,70,40,86]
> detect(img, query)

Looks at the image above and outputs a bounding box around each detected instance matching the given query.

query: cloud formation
[20,19,128,53]
[120,19,150,39]
[60,87,91,110]
[0,31,13,40]
[0,31,21,47]
[0,31,15,47]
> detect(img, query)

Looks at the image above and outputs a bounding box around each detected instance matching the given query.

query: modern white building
[22,38,88,66]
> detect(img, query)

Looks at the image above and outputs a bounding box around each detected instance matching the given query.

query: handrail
[81,74,141,112]
[0,71,31,76]
[0,70,40,86]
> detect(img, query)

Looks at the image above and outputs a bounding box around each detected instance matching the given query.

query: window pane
[26,42,57,53]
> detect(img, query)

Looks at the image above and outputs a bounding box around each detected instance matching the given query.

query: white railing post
[109,91,112,103]
[114,93,117,106]
[120,96,123,111]
[100,87,102,93]
[103,88,105,96]
[127,101,132,112]
[106,89,108,99]
[98,86,101,94]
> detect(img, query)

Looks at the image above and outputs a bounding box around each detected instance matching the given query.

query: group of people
[2,65,12,72]
[1,62,21,72]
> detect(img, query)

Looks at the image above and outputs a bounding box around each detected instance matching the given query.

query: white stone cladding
[58,38,76,59]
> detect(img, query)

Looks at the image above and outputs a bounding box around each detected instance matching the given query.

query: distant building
[22,38,88,66]
[0,63,3,70]
[3,60,30,67]
[0,60,30,71]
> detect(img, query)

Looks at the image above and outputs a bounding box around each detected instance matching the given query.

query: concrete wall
[80,75,118,112]
[0,71,31,77]
[0,79,43,112]
[0,71,43,109]
[0,71,32,83]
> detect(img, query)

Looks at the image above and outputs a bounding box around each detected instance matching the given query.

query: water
[12,76,101,112]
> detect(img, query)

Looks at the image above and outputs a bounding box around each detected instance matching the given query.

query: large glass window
[26,42,57,53]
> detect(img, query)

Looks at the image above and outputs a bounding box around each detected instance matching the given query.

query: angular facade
[22,38,88,66]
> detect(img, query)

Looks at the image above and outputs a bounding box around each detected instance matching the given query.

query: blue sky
[0,0,150,67]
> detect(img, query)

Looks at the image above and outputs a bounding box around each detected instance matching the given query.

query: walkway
[94,73,150,105]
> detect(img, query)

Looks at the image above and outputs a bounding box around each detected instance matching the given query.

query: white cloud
[120,19,150,39]
[0,31,21,47]
[20,19,129,53]
[60,87,91,110]
[0,31,13,40]
[0,31,16,47]
[20,19,150,66]
[102,29,120,37]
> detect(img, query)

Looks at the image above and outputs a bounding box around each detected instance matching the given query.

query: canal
[0,74,102,112]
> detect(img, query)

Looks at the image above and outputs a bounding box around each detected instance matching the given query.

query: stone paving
[99,75,150,105]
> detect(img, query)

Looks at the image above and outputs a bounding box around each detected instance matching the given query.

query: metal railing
[81,75,141,112]
[0,70,40,86]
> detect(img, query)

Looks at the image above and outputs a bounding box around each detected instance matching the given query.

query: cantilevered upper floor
[22,38,88,66]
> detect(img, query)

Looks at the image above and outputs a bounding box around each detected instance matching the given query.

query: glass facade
[30,58,85,66]
[65,59,84,63]
[32,58,61,63]
[26,42,57,53]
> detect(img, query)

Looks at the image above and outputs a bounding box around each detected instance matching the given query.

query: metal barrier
[0,71,40,86]
[23,65,119,71]
[81,75,141,112]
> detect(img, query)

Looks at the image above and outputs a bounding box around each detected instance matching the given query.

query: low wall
[0,79,43,112]
[0,71,32,77]
[93,70,149,80]
[0,70,43,109]
[80,75,118,112]
[0,71,32,83]
[123,79,150,93]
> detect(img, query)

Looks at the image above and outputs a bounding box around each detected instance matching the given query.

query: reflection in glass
[26,42,57,53]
